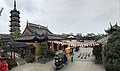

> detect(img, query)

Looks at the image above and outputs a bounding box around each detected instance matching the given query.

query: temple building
[105,22,120,34]
[9,0,20,35]
[0,34,11,46]
[83,33,95,41]
[15,21,64,56]
[0,0,20,48]
[22,21,52,35]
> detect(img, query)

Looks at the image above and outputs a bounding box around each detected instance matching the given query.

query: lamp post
[7,44,12,60]
[7,44,15,60]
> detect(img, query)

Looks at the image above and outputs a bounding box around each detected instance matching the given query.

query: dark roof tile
[28,23,53,35]
[48,35,64,40]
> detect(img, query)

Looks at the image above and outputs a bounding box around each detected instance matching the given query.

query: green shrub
[40,42,49,55]
[93,45,102,61]
[6,58,17,70]
[25,54,35,63]
[104,30,120,71]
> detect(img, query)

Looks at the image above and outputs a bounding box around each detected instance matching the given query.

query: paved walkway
[73,47,94,61]
[10,47,106,71]
[10,62,54,71]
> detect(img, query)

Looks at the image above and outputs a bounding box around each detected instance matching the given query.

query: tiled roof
[48,35,64,40]
[7,42,27,48]
[85,33,95,37]
[0,34,11,38]
[28,23,53,35]
[105,23,120,34]
[0,40,11,42]
[16,33,64,42]
[15,34,46,42]
[97,35,111,43]
[16,35,36,41]
[0,34,11,42]
[16,22,64,41]
[1,42,35,52]
[112,23,120,29]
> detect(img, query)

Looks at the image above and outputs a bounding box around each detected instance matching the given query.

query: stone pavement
[58,47,106,71]
[10,47,106,71]
[73,47,94,61]
[10,61,54,71]
[59,60,105,71]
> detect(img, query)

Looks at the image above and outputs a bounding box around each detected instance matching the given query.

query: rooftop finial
[27,20,29,23]
[26,20,29,26]
[110,22,112,27]
[116,22,117,25]
[14,0,16,9]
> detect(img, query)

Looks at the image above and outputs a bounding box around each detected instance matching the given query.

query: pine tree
[104,30,120,71]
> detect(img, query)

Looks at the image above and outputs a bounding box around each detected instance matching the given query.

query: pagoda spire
[9,0,20,35]
[14,0,16,10]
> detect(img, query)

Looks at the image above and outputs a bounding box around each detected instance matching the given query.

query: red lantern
[0,60,8,71]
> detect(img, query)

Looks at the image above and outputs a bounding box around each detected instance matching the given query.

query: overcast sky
[0,0,119,35]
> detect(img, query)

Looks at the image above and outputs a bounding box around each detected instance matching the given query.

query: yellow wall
[26,41,41,56]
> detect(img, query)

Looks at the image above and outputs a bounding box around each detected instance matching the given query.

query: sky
[0,0,119,35]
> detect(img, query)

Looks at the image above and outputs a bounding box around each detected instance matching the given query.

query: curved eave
[10,10,20,14]
[15,35,46,42]
[15,39,45,42]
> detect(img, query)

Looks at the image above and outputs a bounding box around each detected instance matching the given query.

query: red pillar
[52,41,54,51]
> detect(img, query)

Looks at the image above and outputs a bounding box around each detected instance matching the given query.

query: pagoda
[9,0,20,35]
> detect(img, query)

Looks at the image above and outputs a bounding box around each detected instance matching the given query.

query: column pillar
[52,41,54,51]
[57,44,59,51]
[34,41,40,56]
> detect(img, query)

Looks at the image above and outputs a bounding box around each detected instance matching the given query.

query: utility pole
[0,8,4,16]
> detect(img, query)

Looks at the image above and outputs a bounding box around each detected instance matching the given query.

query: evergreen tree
[11,29,21,41]
[40,42,51,56]
[93,45,102,62]
[104,30,120,71]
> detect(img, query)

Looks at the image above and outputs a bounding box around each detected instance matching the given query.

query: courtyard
[10,47,106,71]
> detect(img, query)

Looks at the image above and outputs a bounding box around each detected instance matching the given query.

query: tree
[93,45,102,63]
[11,29,21,41]
[76,33,82,42]
[104,30,120,71]
[6,58,17,70]
[24,54,35,63]
[40,42,52,57]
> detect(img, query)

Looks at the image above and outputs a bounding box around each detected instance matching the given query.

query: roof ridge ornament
[110,22,112,27]
[115,22,118,26]
[110,22,113,29]
[26,20,29,26]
